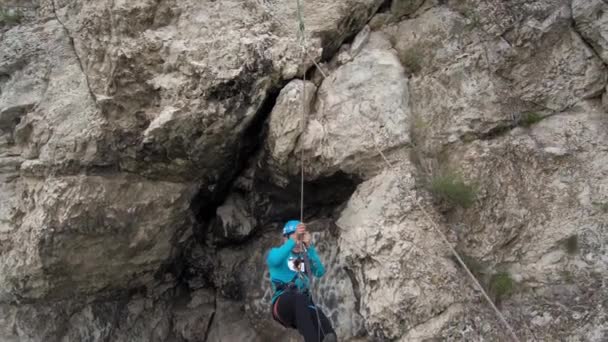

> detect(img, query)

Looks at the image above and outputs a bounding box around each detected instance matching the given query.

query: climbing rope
[298,0,306,223]
[295,2,326,341]
[285,1,521,341]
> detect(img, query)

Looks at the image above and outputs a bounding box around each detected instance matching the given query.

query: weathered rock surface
[0,16,105,173]
[1,175,195,302]
[49,0,383,182]
[573,0,608,65]
[390,0,426,18]
[382,3,606,152]
[448,102,607,263]
[0,288,215,342]
[337,163,468,340]
[266,31,410,181]
[208,191,257,245]
[0,11,196,304]
[572,0,608,112]
[441,102,608,340]
[266,79,318,186]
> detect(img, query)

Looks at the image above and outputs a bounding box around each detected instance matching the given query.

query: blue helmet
[283,220,300,236]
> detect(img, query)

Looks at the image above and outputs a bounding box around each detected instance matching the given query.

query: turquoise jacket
[266,238,326,303]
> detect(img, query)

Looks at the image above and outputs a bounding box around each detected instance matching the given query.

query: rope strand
[297,0,306,223]
[295,3,325,341]
[300,63,306,222]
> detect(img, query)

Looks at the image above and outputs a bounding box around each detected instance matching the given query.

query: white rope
[299,69,306,222]
[295,3,326,342]
[283,1,520,341]
[297,0,306,223]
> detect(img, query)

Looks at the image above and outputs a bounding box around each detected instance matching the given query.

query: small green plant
[412,115,428,132]
[489,272,514,301]
[410,115,428,148]
[469,14,481,29]
[400,48,423,74]
[0,8,23,26]
[592,201,608,213]
[519,112,543,127]
[564,235,579,255]
[429,171,477,208]
[560,269,574,283]
[451,252,486,279]
[461,8,481,30]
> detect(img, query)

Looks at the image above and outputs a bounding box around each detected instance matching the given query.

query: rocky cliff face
[0,0,607,341]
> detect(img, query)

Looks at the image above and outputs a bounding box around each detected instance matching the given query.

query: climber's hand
[296,223,307,242]
[289,231,299,242]
[302,231,311,247]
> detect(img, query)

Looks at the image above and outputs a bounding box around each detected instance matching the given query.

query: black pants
[272,291,335,342]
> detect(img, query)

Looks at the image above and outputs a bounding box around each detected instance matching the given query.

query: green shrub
[400,49,422,74]
[592,201,608,213]
[462,8,481,30]
[0,8,23,26]
[429,171,477,208]
[451,252,486,279]
[489,272,514,301]
[564,235,579,255]
[560,269,574,283]
[520,112,543,127]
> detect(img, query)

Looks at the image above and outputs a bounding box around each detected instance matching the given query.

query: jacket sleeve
[307,245,326,278]
[267,238,296,267]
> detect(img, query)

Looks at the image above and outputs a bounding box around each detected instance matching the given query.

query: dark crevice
[50,0,100,108]
[202,294,217,342]
[476,122,518,141]
[344,266,362,315]
[180,84,285,288]
[105,295,131,341]
[189,84,285,226]
[201,165,361,250]
[315,2,384,61]
[0,103,33,131]
[251,169,361,229]
[156,236,189,286]
[377,0,393,14]
[461,105,573,143]
[500,31,514,47]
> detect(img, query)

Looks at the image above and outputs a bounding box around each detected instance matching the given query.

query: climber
[266,220,337,342]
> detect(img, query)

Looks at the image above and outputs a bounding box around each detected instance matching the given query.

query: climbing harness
[277,0,524,341]
[271,277,299,328]
[270,249,322,337]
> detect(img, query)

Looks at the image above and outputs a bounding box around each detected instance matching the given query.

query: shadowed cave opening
[163,75,363,320]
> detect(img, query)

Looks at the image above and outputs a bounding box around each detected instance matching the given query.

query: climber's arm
[267,238,296,267]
